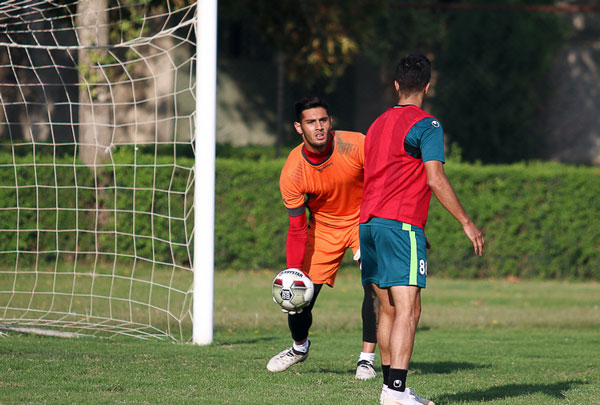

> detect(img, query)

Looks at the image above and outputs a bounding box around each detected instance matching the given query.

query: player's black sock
[388,368,408,392]
[382,364,390,386]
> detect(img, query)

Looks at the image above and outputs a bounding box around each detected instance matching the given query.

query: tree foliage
[358,1,447,80]
[219,0,569,164]
[432,4,567,163]
[221,0,446,88]
[235,0,370,88]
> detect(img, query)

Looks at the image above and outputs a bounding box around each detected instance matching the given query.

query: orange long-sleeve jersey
[280,130,365,229]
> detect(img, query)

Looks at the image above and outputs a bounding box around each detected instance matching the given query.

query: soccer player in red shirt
[360,55,484,405]
[267,96,379,380]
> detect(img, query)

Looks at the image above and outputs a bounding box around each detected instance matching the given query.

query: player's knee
[394,304,420,323]
[378,300,395,318]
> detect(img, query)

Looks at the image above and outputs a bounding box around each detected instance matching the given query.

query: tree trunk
[275,51,285,158]
[76,0,111,167]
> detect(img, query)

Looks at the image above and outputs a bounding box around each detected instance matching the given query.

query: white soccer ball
[272,268,314,313]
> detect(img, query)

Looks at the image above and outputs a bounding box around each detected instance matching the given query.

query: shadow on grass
[435,379,586,404]
[328,361,489,377]
[317,367,351,375]
[214,336,278,345]
[326,361,487,377]
[411,361,489,375]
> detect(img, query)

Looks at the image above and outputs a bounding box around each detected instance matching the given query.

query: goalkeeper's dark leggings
[288,283,323,342]
[288,282,379,344]
[362,283,379,344]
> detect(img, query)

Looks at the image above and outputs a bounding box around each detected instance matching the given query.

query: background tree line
[0,1,588,164]
[219,0,569,164]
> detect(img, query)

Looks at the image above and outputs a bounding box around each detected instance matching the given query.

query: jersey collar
[302,132,335,166]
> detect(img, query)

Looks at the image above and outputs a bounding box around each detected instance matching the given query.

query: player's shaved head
[394,54,431,96]
[295,96,329,121]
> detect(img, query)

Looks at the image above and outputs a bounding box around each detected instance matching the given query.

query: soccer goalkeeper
[266,96,379,380]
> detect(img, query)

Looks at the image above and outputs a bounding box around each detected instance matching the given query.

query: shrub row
[425,162,599,279]
[0,146,192,269]
[216,159,599,280]
[0,146,597,279]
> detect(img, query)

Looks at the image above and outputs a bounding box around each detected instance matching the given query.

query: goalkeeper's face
[294,107,332,153]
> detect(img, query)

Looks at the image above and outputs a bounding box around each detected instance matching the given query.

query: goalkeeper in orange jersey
[266,96,379,380]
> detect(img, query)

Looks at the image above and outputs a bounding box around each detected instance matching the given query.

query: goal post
[193,0,217,345]
[0,0,215,344]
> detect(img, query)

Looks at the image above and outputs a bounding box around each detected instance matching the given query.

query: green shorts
[359,217,428,288]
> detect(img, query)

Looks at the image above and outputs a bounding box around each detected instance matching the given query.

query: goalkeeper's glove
[273,296,304,315]
[353,247,361,270]
[281,307,303,315]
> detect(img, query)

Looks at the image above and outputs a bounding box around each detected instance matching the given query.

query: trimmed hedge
[0,146,192,268]
[215,159,287,270]
[425,162,599,279]
[0,147,597,279]
[216,159,599,280]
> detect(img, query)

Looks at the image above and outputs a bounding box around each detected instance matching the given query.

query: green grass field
[1,269,599,404]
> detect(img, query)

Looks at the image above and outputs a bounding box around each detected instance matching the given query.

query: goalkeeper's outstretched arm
[286,208,308,269]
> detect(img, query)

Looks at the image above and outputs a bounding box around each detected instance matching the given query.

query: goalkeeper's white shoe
[381,387,435,405]
[266,342,310,372]
[355,359,377,380]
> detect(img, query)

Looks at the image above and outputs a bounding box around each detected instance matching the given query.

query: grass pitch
[0,269,599,404]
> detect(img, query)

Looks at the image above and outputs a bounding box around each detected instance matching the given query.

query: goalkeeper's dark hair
[295,96,329,121]
[394,54,431,96]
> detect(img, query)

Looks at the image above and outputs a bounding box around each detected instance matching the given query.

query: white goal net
[0,0,201,342]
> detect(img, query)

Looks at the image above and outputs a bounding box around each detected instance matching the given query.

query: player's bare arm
[424,160,485,256]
